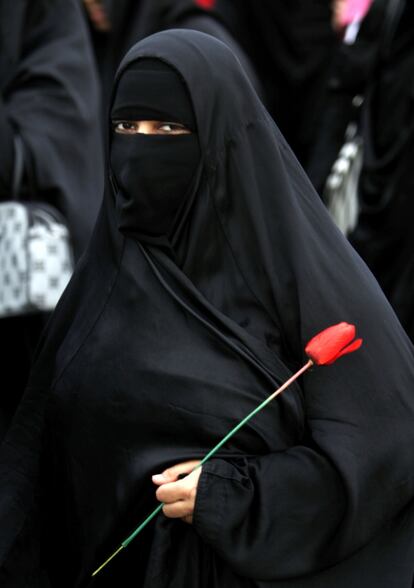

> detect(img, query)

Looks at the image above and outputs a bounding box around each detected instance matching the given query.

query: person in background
[308,0,414,342]
[82,0,143,113]
[348,0,414,341]
[306,0,383,195]
[0,0,104,439]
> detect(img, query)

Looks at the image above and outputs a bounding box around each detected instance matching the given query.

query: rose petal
[325,338,363,365]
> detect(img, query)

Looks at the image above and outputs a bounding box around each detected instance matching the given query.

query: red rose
[305,322,362,365]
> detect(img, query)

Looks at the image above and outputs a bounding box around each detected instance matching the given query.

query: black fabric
[0,315,48,441]
[112,133,200,239]
[1,29,414,588]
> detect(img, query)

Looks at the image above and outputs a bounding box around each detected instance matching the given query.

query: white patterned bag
[0,202,74,317]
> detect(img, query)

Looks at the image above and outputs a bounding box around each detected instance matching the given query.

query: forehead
[111,60,196,130]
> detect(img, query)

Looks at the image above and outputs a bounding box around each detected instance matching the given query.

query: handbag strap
[12,133,25,200]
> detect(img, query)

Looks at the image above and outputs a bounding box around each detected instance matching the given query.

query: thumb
[152,460,201,485]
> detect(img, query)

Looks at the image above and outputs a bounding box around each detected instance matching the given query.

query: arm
[193,449,346,580]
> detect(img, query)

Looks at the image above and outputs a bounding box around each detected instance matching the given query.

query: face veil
[110,59,201,240]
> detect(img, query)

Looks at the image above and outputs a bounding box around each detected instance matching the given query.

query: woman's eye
[113,122,138,134]
[158,123,190,134]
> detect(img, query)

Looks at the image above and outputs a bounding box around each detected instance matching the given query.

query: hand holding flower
[153,460,202,524]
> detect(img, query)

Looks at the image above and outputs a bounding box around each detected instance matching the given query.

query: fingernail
[152,474,166,483]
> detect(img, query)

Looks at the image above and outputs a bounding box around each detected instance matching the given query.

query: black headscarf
[1,30,414,588]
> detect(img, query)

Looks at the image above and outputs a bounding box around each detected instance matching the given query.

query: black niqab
[111,60,200,239]
[1,30,414,588]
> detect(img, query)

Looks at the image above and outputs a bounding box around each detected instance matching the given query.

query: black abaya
[1,30,414,588]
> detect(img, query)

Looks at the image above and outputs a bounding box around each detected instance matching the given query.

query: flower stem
[91,358,313,577]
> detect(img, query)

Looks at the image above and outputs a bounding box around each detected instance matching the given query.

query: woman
[1,30,414,587]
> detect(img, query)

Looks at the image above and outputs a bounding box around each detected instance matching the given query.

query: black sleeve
[194,450,345,580]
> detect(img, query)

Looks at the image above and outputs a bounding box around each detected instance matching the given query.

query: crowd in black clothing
[0,0,414,586]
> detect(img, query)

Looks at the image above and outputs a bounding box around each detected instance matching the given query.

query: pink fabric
[339,0,373,26]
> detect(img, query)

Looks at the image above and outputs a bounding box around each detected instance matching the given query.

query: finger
[182,514,193,525]
[162,500,192,519]
[152,460,201,485]
[156,478,196,504]
[156,467,201,503]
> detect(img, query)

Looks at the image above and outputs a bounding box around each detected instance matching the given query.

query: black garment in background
[1,30,414,588]
[84,0,143,115]
[0,316,47,437]
[349,0,414,341]
[0,0,104,438]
